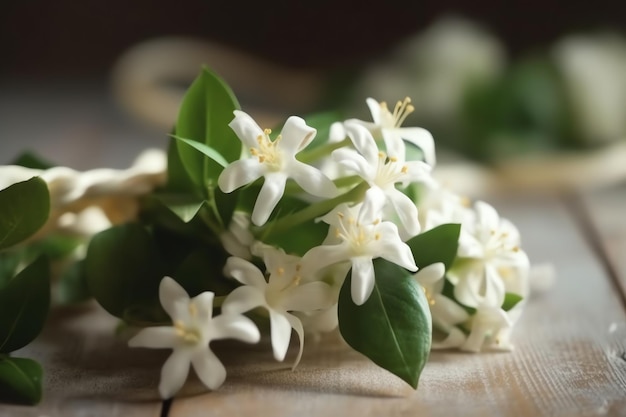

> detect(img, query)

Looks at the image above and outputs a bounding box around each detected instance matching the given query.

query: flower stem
[257,181,369,237]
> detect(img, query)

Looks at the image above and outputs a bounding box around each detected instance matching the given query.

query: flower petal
[212,313,260,344]
[279,116,317,154]
[229,110,264,149]
[159,277,190,320]
[432,327,466,350]
[366,98,383,125]
[221,285,266,315]
[351,256,375,305]
[301,243,351,277]
[158,350,191,399]
[128,327,179,349]
[217,159,263,193]
[190,291,215,322]
[431,294,470,328]
[224,256,267,288]
[344,122,379,163]
[281,281,334,312]
[374,223,418,271]
[289,161,337,198]
[397,127,436,166]
[413,262,445,286]
[285,313,305,369]
[269,310,293,362]
[387,188,421,237]
[191,349,227,391]
[332,148,373,179]
[251,172,287,226]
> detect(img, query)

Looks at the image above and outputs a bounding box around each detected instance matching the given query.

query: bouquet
[0,67,531,404]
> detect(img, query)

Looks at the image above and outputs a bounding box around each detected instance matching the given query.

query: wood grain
[0,303,164,417]
[167,195,626,417]
[580,185,626,297]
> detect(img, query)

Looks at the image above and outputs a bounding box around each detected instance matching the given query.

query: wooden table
[1,83,626,416]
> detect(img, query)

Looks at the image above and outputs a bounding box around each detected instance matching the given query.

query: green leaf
[175,67,241,187]
[174,248,234,297]
[164,137,198,195]
[338,259,432,388]
[502,292,523,311]
[0,356,43,405]
[85,224,163,318]
[172,135,229,168]
[10,151,55,170]
[56,260,91,305]
[407,223,461,269]
[0,177,50,250]
[0,256,50,353]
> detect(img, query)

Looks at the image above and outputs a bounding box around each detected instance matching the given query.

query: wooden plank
[0,303,163,417]
[168,195,626,417]
[580,185,626,297]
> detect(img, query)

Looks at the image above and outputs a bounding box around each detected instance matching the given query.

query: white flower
[365,97,436,167]
[218,111,337,226]
[332,122,432,238]
[222,248,334,366]
[461,305,512,352]
[416,180,471,231]
[302,202,417,305]
[219,211,255,260]
[128,277,260,399]
[413,263,469,348]
[449,201,529,308]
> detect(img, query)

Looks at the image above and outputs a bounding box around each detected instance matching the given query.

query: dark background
[2,0,625,77]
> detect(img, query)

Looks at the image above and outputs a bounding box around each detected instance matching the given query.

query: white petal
[281,281,334,312]
[251,173,287,226]
[221,285,267,315]
[191,349,227,390]
[217,159,264,193]
[474,201,500,232]
[366,98,383,125]
[344,122,379,163]
[332,148,373,179]
[351,256,375,305]
[374,223,418,271]
[285,313,305,369]
[397,127,436,166]
[269,311,293,362]
[301,244,351,277]
[128,327,179,349]
[159,277,190,320]
[387,188,421,237]
[279,116,317,154]
[431,295,470,327]
[212,313,260,343]
[224,256,267,288]
[228,110,264,149]
[380,129,406,161]
[158,350,191,399]
[413,262,445,286]
[289,161,337,198]
[360,187,386,224]
[190,292,215,322]
[432,327,466,350]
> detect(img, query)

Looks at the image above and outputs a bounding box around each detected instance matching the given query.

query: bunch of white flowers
[127,93,531,398]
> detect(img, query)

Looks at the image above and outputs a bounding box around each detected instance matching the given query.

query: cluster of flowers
[128,97,530,398]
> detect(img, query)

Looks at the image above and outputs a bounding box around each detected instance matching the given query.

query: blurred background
[2,0,626,193]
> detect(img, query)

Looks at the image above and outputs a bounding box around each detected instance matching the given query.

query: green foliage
[85,224,163,319]
[338,259,432,388]
[0,256,50,353]
[502,292,523,311]
[0,177,50,250]
[0,356,43,405]
[174,67,241,187]
[408,223,461,269]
